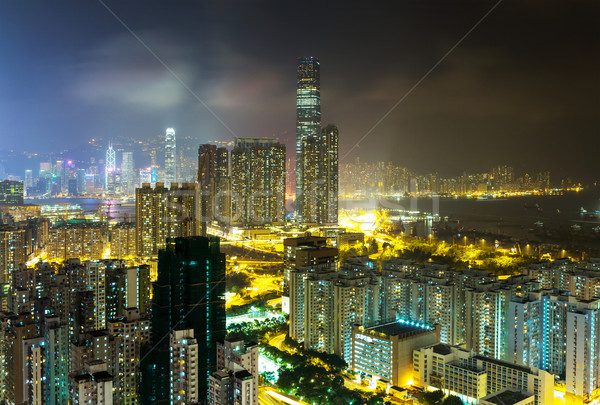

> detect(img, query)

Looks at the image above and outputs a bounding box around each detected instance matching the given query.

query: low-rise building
[351,320,440,387]
[413,344,553,405]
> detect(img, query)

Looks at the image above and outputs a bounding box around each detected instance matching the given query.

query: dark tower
[141,236,226,403]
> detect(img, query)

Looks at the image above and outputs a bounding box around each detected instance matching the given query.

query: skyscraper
[121,151,134,195]
[0,180,24,205]
[141,236,226,403]
[198,144,231,226]
[296,56,321,219]
[322,124,339,223]
[231,138,286,226]
[135,182,201,257]
[105,143,116,192]
[165,128,177,186]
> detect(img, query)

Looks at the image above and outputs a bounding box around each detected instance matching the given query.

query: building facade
[165,128,177,186]
[142,236,226,403]
[230,138,286,226]
[135,182,201,257]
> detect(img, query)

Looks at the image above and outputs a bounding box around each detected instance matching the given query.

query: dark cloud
[0,0,598,181]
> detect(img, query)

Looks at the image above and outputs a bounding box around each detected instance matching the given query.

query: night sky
[1,0,598,180]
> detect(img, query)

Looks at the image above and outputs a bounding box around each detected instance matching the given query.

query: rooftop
[432,344,453,355]
[475,354,533,374]
[366,320,434,337]
[481,388,533,405]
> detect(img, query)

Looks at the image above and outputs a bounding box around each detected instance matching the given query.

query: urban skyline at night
[0,2,599,405]
[1,1,599,182]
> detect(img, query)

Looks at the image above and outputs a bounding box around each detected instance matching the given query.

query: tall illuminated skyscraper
[165,128,177,186]
[296,57,321,220]
[121,151,134,195]
[105,142,116,192]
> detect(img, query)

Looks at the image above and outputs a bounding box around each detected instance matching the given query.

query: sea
[28,189,600,246]
[340,189,600,246]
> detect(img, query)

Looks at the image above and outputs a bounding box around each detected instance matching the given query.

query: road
[259,387,310,405]
[268,332,287,351]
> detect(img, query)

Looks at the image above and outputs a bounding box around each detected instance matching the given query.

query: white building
[216,339,258,404]
[170,329,199,405]
[508,291,600,402]
[413,344,553,405]
[69,361,113,405]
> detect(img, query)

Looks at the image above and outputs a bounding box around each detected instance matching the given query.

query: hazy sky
[1,0,598,180]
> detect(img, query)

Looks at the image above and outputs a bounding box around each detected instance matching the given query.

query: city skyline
[0,2,599,405]
[0,1,598,181]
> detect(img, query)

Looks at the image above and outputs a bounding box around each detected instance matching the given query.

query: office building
[0,180,24,204]
[121,151,135,195]
[295,56,321,219]
[230,138,286,226]
[105,143,116,193]
[165,128,177,185]
[142,236,226,403]
[351,321,439,387]
[135,182,201,257]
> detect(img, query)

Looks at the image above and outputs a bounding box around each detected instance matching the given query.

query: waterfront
[29,189,600,245]
[341,189,600,245]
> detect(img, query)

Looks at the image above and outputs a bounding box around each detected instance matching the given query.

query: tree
[442,395,464,405]
[419,390,445,405]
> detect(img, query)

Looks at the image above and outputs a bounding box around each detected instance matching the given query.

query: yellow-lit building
[135,182,201,257]
[47,221,108,261]
[110,222,136,259]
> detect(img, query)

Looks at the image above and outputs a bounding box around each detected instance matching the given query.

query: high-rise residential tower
[231,138,286,226]
[322,124,339,223]
[135,182,201,257]
[165,128,177,186]
[198,144,231,226]
[299,125,339,224]
[296,57,321,219]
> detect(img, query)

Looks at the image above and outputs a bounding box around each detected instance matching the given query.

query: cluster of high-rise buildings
[340,161,558,197]
[0,54,597,405]
[286,239,600,403]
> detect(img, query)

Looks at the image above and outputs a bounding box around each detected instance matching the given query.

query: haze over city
[1,0,598,180]
[0,2,599,405]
